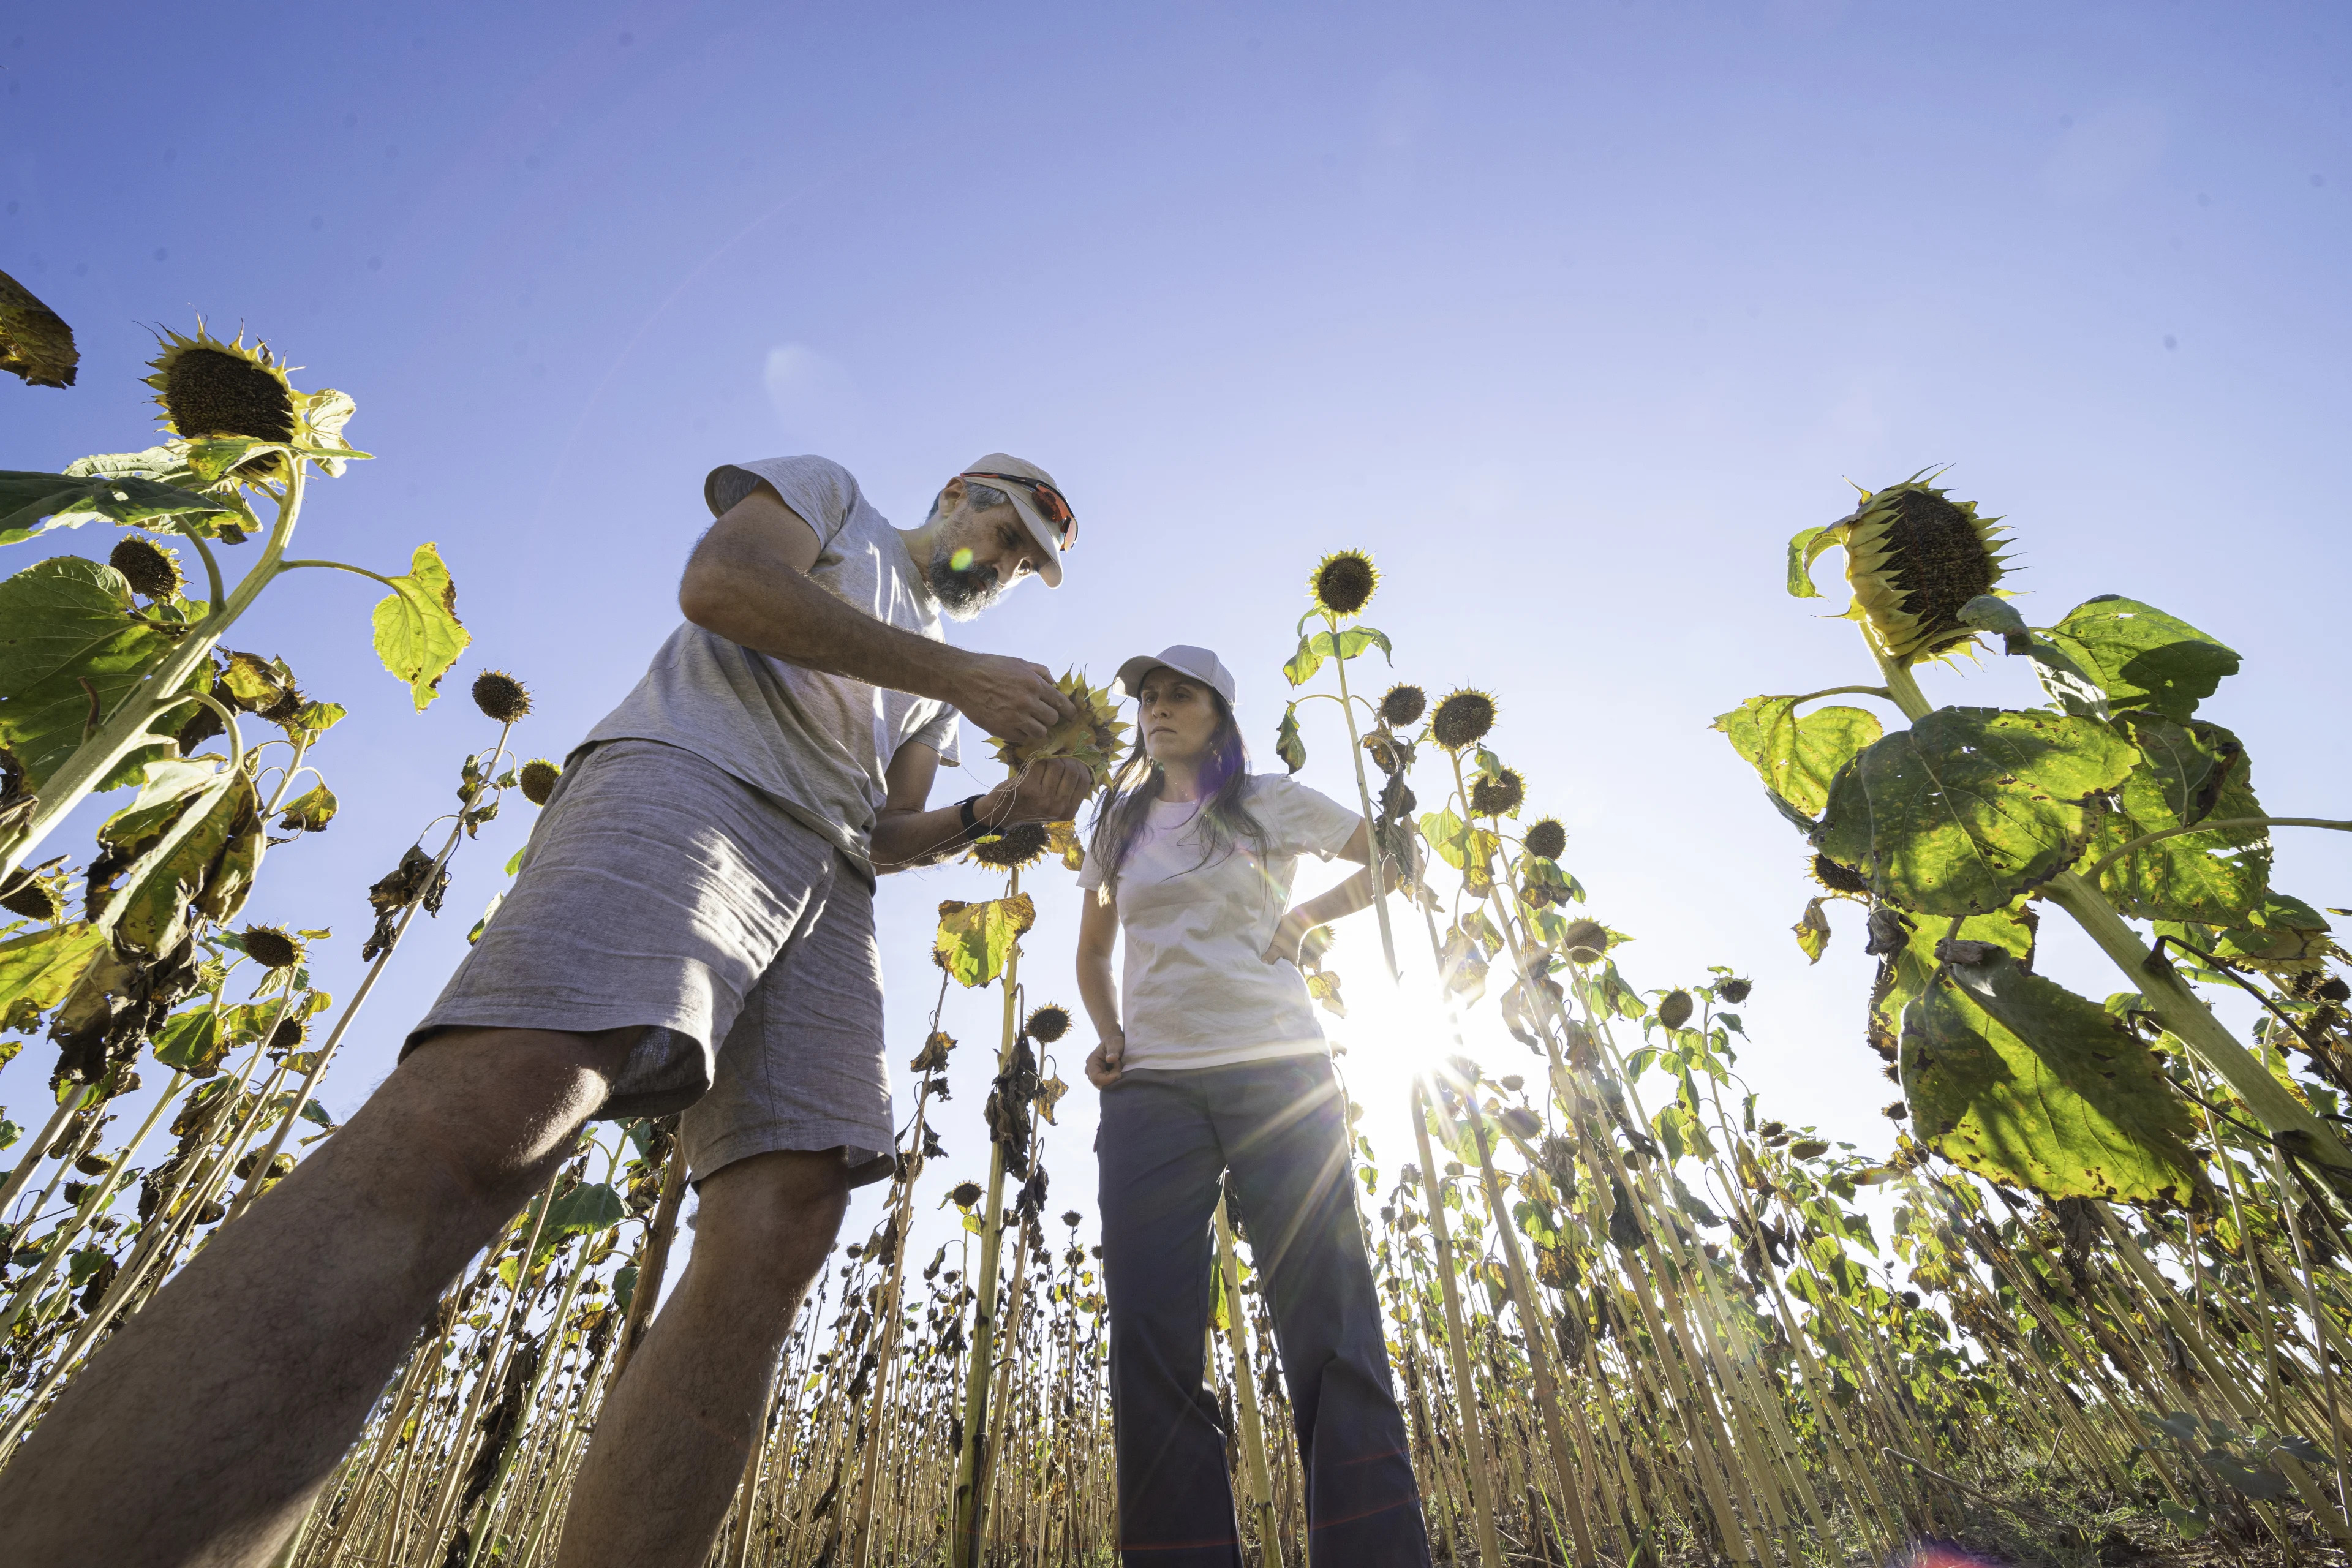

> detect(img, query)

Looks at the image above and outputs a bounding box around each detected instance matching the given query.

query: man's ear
[932,475,968,521]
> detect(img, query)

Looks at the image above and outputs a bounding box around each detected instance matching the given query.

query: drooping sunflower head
[968,820,1052,871]
[1657,989,1694,1030]
[1559,918,1610,965]
[472,670,532,724]
[949,1180,984,1210]
[1811,851,1871,897]
[0,869,63,922]
[239,924,303,971]
[1716,976,1753,1005]
[1379,684,1427,727]
[988,671,1129,793]
[1310,549,1378,617]
[518,759,562,805]
[1430,689,1496,751]
[1061,1208,1083,1228]
[110,537,184,601]
[1025,1005,1072,1044]
[146,325,300,480]
[1837,473,2010,665]
[1524,818,1567,861]
[1468,766,1524,818]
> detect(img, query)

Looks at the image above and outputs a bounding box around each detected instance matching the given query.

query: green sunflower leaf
[2092,715,2270,927]
[1275,703,1306,774]
[0,922,108,1033]
[370,541,470,711]
[1817,707,2136,916]
[0,471,232,549]
[2040,596,2239,723]
[1713,696,1883,819]
[1902,950,2203,1205]
[0,556,180,790]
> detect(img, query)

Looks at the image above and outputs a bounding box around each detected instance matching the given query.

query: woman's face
[1136,669,1223,768]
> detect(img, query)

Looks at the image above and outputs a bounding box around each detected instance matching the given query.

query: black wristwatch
[957,795,986,843]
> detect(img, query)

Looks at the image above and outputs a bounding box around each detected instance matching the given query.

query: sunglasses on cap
[962,471,1078,551]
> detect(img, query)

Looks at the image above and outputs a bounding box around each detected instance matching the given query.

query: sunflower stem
[951,863,1022,1568]
[271,558,398,587]
[176,524,226,616]
[1325,618,1400,982]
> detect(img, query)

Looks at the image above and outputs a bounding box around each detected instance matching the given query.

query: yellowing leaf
[371,541,470,711]
[0,922,107,1031]
[933,894,1036,989]
[1713,696,1883,820]
[1046,820,1085,872]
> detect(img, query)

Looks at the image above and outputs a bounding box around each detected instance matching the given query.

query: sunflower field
[4,312,2352,1567]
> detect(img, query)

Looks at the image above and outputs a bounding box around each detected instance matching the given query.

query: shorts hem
[687,1121,897,1189]
[404,1009,716,1123]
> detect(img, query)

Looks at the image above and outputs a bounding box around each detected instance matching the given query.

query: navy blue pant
[1098,1055,1433,1567]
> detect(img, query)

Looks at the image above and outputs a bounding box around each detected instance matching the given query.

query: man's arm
[677,484,1074,745]
[868,744,1094,874]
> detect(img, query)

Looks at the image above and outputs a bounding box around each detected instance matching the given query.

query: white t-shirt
[584,456,962,880]
[1076,774,1362,1071]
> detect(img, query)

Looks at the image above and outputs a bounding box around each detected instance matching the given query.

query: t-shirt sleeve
[706,456,860,551]
[1256,776,1362,860]
[1074,844,1105,892]
[913,706,962,769]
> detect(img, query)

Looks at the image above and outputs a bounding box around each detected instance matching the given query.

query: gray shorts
[406,739,895,1188]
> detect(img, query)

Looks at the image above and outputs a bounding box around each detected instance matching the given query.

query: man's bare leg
[554,1148,850,1568]
[0,1026,633,1568]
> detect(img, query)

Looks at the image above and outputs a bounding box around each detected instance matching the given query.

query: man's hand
[1085,1029,1125,1089]
[979,758,1091,827]
[952,652,1078,746]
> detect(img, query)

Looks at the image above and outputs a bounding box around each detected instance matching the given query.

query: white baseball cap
[1114,645,1236,706]
[958,453,1074,588]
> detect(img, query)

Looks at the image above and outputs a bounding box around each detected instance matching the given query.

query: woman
[1077,644,1432,1568]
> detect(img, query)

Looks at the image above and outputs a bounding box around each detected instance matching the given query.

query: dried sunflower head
[472,670,532,723]
[1811,851,1871,897]
[1025,1005,1072,1043]
[1061,1209,1082,1227]
[239,924,303,971]
[1310,549,1378,617]
[0,870,64,922]
[1524,818,1567,861]
[1716,976,1752,1005]
[518,759,562,805]
[145,324,298,481]
[987,671,1128,791]
[110,537,184,601]
[1430,690,1496,751]
[1559,918,1610,965]
[949,1180,984,1210]
[1468,767,1523,818]
[1379,684,1427,726]
[1657,989,1694,1030]
[968,820,1052,871]
[1831,473,2011,666]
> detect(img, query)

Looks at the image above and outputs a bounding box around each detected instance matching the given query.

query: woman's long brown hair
[1085,688,1268,899]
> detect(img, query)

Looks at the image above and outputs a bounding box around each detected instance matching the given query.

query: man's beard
[927,549,1003,621]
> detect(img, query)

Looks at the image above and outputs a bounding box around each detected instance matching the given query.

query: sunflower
[1559,918,1610,965]
[1833,473,2011,665]
[1025,1005,1072,1043]
[239,924,303,970]
[1310,549,1378,617]
[472,670,532,723]
[1811,851,1871,897]
[145,325,300,482]
[989,671,1129,792]
[1657,989,1694,1030]
[1430,689,1496,751]
[109,537,184,601]
[1524,818,1567,861]
[1468,767,1523,818]
[1379,684,1427,727]
[518,760,562,805]
[969,820,1052,871]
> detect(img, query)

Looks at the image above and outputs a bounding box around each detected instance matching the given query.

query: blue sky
[6,1,2348,1272]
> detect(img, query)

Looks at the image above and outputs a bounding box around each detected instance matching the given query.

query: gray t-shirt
[584,456,961,879]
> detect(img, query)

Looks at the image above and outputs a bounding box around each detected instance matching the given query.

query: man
[1,453,1095,1568]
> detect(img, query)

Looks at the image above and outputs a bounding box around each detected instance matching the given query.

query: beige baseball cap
[1114,645,1237,706]
[959,453,1074,588]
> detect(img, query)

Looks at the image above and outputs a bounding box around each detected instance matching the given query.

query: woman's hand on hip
[1262,910,1315,967]
[1085,1029,1125,1089]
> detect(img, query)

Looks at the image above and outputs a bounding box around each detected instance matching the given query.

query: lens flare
[950,547,974,571]
[1894,1542,2009,1567]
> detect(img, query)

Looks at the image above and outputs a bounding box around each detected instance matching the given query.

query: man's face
[925,483,1052,620]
